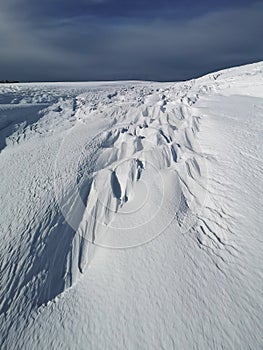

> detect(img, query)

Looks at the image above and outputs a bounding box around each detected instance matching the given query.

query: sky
[0,0,262,82]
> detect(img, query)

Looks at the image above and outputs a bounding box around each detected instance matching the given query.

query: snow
[0,63,263,349]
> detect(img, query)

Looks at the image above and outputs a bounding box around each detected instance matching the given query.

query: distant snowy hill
[0,63,262,349]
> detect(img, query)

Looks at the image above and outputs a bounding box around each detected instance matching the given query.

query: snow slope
[0,63,262,349]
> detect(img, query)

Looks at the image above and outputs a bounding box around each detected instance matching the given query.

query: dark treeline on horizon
[0,80,19,84]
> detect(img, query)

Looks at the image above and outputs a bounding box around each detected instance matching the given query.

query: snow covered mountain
[0,62,262,349]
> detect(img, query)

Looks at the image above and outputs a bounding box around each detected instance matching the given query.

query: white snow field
[0,62,262,349]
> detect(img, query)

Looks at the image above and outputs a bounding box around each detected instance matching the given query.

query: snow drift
[0,63,262,349]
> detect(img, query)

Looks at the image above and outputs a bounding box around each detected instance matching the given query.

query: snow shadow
[0,104,48,151]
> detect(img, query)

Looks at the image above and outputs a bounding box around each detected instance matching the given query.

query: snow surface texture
[0,63,262,349]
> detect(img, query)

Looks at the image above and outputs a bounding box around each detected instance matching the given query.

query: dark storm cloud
[1,0,257,20]
[0,1,262,81]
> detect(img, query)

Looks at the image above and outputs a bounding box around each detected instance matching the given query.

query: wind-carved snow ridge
[53,83,209,284]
